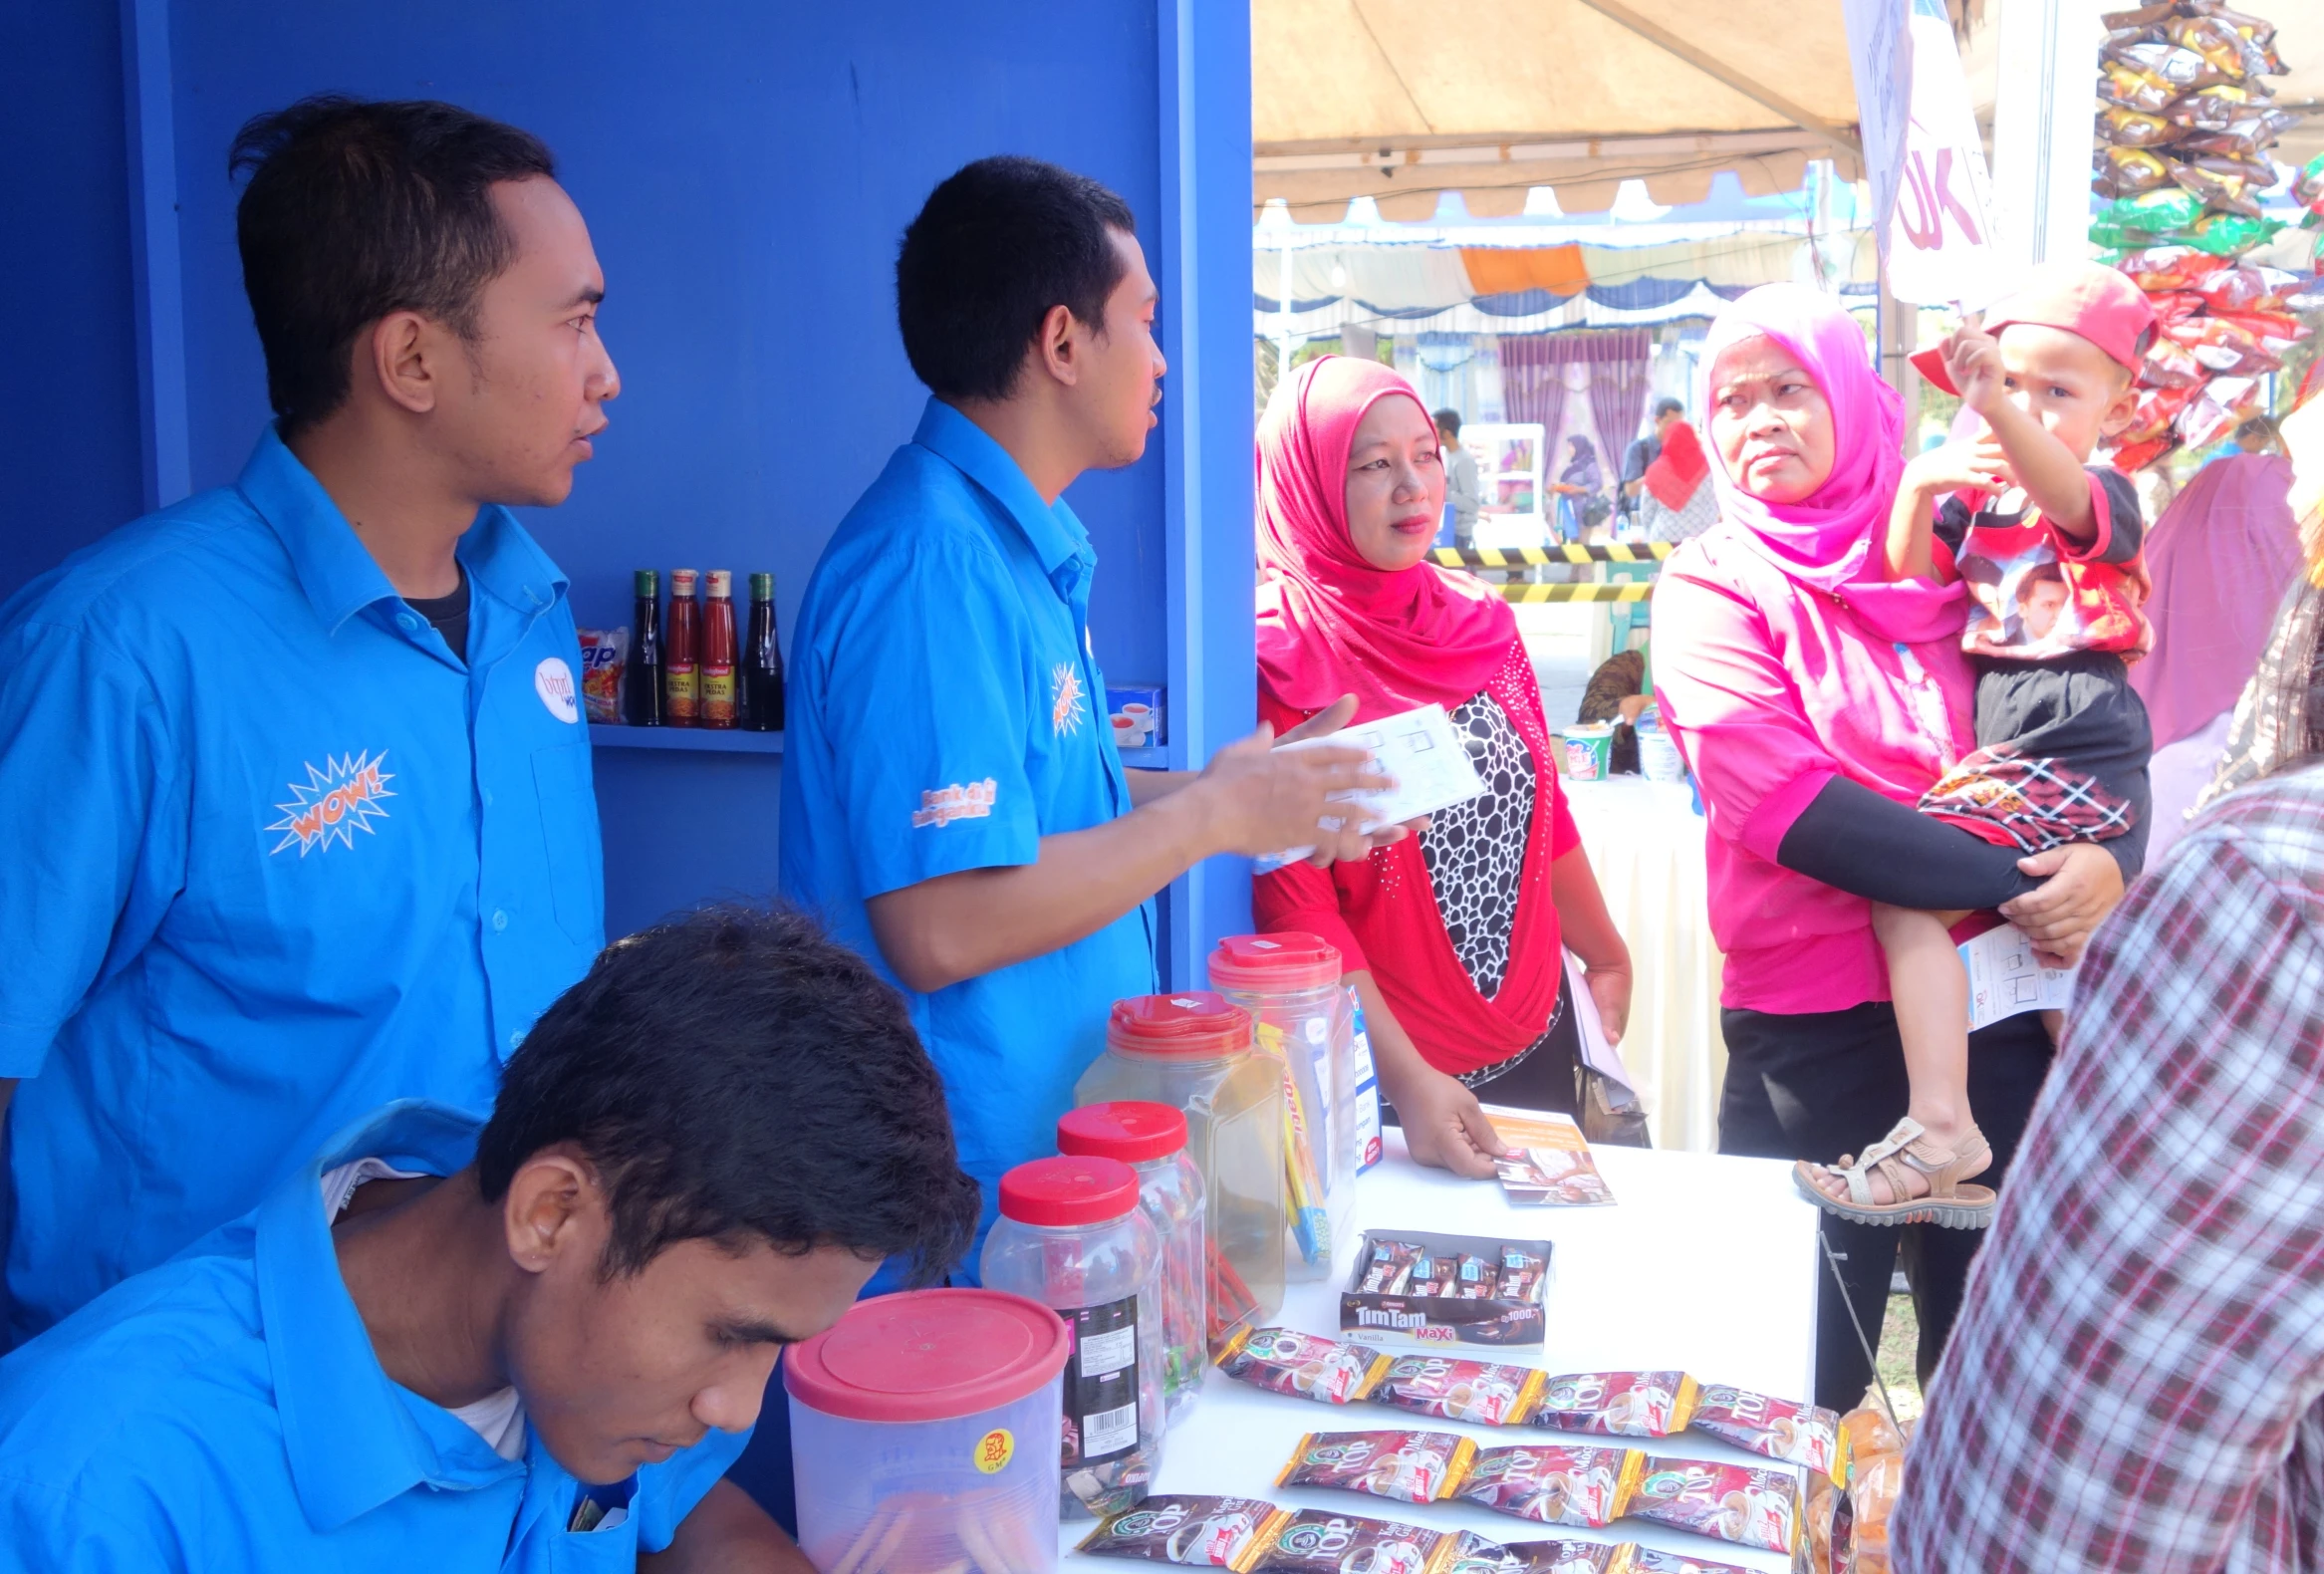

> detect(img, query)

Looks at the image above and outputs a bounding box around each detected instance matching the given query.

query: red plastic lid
[1106,991,1253,1058]
[997,1155,1140,1226]
[1208,932,1344,992]
[784,1288,1070,1423]
[1058,1101,1188,1164]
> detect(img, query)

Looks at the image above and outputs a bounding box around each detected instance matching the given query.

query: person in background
[1651,284,2131,1410]
[2130,446,2302,862]
[0,905,985,1572]
[1620,397,1684,526]
[0,98,619,1346]
[1549,434,1608,542]
[780,157,1407,1266]
[1636,415,1716,544]
[1436,407,1482,549]
[1578,649,1648,776]
[1252,356,1634,1170]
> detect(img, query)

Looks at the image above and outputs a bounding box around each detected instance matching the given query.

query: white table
[1059,1132,1821,1570]
[1562,777,1727,1154]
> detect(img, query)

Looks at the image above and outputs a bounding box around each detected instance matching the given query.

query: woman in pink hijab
[1252,356,1634,1177]
[2130,451,2303,861]
[1650,285,2131,1412]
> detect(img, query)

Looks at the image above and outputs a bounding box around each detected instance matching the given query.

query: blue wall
[4,0,1255,964]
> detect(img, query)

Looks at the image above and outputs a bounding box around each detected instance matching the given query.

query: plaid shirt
[1894,761,2324,1573]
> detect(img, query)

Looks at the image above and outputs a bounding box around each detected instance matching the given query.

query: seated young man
[0,906,982,1572]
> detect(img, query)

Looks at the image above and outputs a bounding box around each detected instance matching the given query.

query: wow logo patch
[267,750,396,856]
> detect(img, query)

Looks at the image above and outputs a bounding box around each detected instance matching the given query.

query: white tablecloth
[1059,1133,1822,1569]
[1563,777,1727,1153]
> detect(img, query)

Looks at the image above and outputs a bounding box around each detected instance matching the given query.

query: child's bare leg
[1807,905,1974,1206]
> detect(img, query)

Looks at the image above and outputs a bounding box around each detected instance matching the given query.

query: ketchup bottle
[700,571,738,728]
[664,568,700,726]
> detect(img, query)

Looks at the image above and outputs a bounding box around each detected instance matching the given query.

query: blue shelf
[1119,745,1171,769]
[589,724,783,755]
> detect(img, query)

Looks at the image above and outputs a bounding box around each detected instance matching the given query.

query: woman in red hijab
[1637,418,1716,543]
[1253,356,1635,1177]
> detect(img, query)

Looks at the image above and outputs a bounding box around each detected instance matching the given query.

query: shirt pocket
[531,742,604,948]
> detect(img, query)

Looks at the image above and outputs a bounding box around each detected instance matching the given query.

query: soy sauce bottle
[626,569,664,727]
[743,572,784,732]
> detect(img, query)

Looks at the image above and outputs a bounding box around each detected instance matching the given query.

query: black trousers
[1382,981,1582,1123]
[1718,1003,2054,1413]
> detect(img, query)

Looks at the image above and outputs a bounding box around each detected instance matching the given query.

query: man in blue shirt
[0,905,983,1571]
[781,157,1403,1257]
[0,99,621,1342]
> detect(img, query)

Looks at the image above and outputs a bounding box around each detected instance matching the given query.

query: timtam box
[1339,1227,1551,1349]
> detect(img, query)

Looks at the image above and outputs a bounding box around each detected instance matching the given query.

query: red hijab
[1256,357,1517,721]
[1643,419,1709,509]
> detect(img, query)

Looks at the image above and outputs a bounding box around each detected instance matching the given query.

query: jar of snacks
[1208,932,1360,1283]
[1057,1102,1207,1428]
[980,1156,1165,1521]
[1076,992,1287,1337]
[785,1287,1069,1573]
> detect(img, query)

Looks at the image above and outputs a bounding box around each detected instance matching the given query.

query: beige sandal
[1792,1118,1997,1230]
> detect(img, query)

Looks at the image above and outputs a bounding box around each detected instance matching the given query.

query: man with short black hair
[0,905,981,1571]
[1434,407,1480,548]
[781,155,1404,1261]
[1619,396,1684,522]
[0,96,620,1343]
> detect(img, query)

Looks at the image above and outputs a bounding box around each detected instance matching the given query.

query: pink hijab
[1701,285,1963,645]
[2130,452,2302,747]
[1256,357,1516,719]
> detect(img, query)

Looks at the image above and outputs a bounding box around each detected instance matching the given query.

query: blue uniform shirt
[0,1102,744,1571]
[0,429,605,1343]
[779,399,1157,1254]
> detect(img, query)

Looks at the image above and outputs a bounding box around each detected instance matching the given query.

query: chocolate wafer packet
[1218,1326,1392,1406]
[1373,1355,1546,1426]
[1077,1495,1286,1566]
[1242,1509,1455,1573]
[1447,1443,1641,1529]
[1615,1549,1752,1574]
[1525,1372,1697,1438]
[1688,1384,1851,1483]
[1277,1429,1475,1505]
[1621,1455,1802,1558]
[1499,1542,1625,1573]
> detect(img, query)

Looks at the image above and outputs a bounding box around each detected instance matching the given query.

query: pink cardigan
[1652,527,1976,1014]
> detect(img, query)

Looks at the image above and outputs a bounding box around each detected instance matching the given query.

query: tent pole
[1990,0,2100,267]
[1276,230,1295,390]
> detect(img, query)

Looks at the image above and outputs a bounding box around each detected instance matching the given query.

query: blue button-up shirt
[779,399,1157,1258]
[0,1103,743,1570]
[0,429,605,1343]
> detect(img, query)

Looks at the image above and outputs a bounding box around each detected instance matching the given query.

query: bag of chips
[2138,335,2206,390]
[2168,85,2275,132]
[2100,188,2203,233]
[2214,310,2310,352]
[2169,8,2279,74]
[1622,1456,1803,1559]
[1449,1443,1641,1528]
[1687,1385,1850,1483]
[1218,1327,1392,1406]
[576,628,628,723]
[2097,103,2179,147]
[2179,376,2262,449]
[1242,1509,1447,1573]
[2094,145,2174,198]
[2181,211,2285,256]
[1373,1356,1547,1427]
[2294,154,2324,220]
[2192,262,2283,313]
[2116,245,2228,291]
[1526,1372,1698,1438]
[2108,433,2180,475]
[2122,384,2197,444]
[1276,1430,1474,1505]
[2098,62,2180,115]
[2105,39,2218,91]
[1077,1496,1285,1566]
[2170,159,2265,219]
[2145,289,2207,329]
[2167,315,2281,375]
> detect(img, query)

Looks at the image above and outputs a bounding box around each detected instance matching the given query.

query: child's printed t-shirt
[1932,466,2151,661]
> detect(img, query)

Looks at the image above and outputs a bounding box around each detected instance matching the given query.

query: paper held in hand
[1258,703,1487,870]
[1958,923,2074,1031]
[1482,1106,1617,1206]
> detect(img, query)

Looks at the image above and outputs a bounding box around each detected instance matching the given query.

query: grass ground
[1870,1293,1925,1427]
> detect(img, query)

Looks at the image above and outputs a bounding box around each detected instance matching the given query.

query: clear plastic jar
[979,1156,1163,1521]
[1075,992,1286,1337]
[1209,933,1359,1282]
[1058,1102,1206,1429]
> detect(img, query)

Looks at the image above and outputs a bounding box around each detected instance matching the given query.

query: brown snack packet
[1218,1326,1393,1405]
[1077,1496,1287,1565]
[1373,1355,1547,1427]
[1277,1429,1475,1505]
[1688,1384,1852,1483]
[1526,1372,1698,1438]
[1241,1509,1456,1573]
[1448,1443,1641,1529]
[1622,1455,1803,1558]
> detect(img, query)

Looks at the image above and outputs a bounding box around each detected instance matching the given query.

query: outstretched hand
[1392,1063,1513,1180]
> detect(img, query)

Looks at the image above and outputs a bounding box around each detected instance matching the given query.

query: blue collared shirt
[779,399,1157,1256]
[0,429,605,1343]
[0,1103,743,1571]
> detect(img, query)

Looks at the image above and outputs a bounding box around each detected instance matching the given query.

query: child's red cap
[1910,262,2158,394]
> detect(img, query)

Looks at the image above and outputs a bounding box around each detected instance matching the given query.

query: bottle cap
[1057,1102,1188,1164]
[671,569,699,594]
[706,570,732,597]
[634,569,658,597]
[749,572,774,600]
[1207,932,1344,994]
[1105,992,1252,1059]
[997,1156,1140,1227]
[784,1288,1069,1424]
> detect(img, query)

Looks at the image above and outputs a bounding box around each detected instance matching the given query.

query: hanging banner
[1885,0,2004,307]
[1841,0,1913,245]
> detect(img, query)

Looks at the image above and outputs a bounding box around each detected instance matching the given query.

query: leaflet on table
[1482,1106,1617,1206]
[1255,704,1486,871]
[1957,923,2074,1031]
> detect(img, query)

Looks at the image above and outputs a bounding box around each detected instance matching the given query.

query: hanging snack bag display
[1217,1326,1393,1406]
[1275,1429,1475,1506]
[1525,1372,1699,1439]
[1446,1443,1642,1529]
[1621,1456,1804,1560]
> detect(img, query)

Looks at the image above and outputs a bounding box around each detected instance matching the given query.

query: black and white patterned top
[1419,689,1539,1002]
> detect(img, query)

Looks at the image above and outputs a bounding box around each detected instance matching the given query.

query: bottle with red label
[664,568,701,726]
[700,570,738,728]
